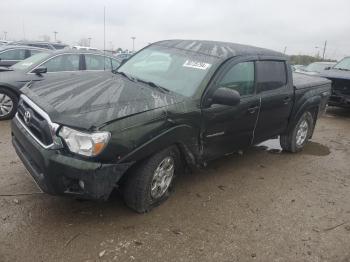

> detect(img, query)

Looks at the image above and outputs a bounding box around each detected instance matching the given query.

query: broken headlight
[59,126,110,157]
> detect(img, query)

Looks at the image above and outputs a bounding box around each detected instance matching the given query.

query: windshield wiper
[134,78,170,93]
[113,70,136,82]
[334,67,350,71]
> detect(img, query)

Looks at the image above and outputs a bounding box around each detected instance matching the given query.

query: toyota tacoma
[11,40,331,213]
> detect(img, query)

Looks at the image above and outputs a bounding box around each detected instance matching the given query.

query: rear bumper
[328,94,350,108]
[11,116,133,200]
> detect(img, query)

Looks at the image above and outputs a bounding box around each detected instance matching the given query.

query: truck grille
[332,79,350,95]
[17,98,54,147]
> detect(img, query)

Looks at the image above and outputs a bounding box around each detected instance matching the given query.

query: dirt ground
[0,107,349,262]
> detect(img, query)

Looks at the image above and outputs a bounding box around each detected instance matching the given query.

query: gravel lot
[0,107,349,262]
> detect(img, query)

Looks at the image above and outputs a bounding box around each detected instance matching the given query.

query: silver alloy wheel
[151,156,175,199]
[296,119,309,146]
[0,93,14,117]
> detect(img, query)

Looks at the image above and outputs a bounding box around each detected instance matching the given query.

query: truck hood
[21,72,185,130]
[321,69,350,81]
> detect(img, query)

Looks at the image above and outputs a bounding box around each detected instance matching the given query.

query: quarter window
[218,62,255,96]
[42,54,80,72]
[0,49,26,60]
[256,61,287,91]
[85,55,111,70]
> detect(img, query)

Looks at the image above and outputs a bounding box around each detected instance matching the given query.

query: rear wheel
[0,88,18,120]
[280,111,314,153]
[122,146,181,213]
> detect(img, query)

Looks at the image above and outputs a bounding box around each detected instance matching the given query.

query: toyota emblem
[24,110,31,125]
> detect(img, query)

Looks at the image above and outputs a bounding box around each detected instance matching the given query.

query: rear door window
[0,49,26,60]
[256,61,287,92]
[41,54,80,72]
[85,54,111,70]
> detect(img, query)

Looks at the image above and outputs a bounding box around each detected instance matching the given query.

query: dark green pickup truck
[11,40,331,213]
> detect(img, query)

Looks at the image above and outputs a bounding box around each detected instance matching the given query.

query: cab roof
[153,39,286,60]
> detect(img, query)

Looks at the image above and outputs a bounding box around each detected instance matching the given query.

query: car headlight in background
[59,126,111,157]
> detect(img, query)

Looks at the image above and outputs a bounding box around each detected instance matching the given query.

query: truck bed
[293,72,331,89]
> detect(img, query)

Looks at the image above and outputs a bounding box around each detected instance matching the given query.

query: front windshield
[117,46,217,97]
[11,52,51,71]
[304,63,329,72]
[333,57,350,70]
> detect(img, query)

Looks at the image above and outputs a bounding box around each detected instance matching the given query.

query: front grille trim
[16,95,58,149]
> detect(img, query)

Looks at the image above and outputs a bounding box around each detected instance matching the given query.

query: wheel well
[0,86,20,97]
[305,107,319,139]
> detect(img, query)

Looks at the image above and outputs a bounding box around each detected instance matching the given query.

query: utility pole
[88,37,92,47]
[322,40,327,60]
[131,36,136,52]
[103,6,106,53]
[53,31,58,42]
[3,31,7,40]
[283,46,287,54]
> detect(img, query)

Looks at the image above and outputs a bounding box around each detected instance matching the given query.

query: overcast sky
[1,0,349,59]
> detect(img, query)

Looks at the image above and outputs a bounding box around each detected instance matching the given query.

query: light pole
[53,31,58,42]
[3,31,7,40]
[314,46,320,58]
[131,36,136,52]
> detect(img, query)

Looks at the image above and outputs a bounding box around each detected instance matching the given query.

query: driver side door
[201,58,260,160]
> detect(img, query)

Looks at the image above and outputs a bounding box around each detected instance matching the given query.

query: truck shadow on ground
[27,138,331,227]
[326,106,350,118]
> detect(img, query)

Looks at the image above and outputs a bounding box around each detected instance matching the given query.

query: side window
[41,54,80,72]
[0,49,26,60]
[256,61,287,92]
[85,55,111,70]
[111,59,120,70]
[218,62,255,96]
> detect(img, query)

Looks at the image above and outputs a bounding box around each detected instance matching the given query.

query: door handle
[283,97,292,104]
[247,106,259,114]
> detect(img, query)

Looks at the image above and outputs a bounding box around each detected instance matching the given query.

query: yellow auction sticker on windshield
[183,60,211,70]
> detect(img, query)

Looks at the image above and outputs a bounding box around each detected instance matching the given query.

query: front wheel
[0,88,18,120]
[280,111,314,153]
[122,146,182,213]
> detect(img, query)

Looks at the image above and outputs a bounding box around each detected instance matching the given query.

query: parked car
[0,50,121,120]
[8,41,69,50]
[0,40,12,46]
[291,64,305,71]
[115,52,133,61]
[0,45,46,68]
[11,40,331,213]
[72,46,99,51]
[296,61,336,76]
[321,56,350,107]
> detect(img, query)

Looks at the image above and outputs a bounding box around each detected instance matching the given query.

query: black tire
[122,146,182,213]
[280,111,314,153]
[0,87,18,120]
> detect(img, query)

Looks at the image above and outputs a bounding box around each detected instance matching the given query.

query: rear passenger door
[253,60,294,144]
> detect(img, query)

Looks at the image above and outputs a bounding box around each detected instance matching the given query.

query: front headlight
[59,126,111,157]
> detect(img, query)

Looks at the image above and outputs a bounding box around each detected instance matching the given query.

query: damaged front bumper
[11,116,133,200]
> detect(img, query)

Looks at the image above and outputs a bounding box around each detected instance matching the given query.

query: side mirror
[324,66,331,70]
[32,66,47,75]
[211,87,241,106]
